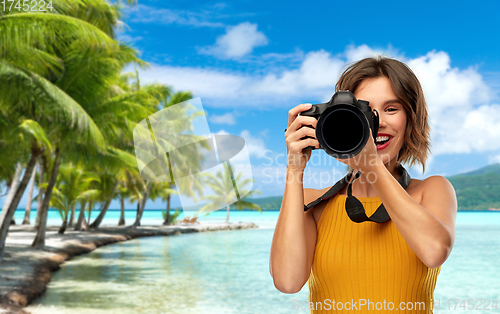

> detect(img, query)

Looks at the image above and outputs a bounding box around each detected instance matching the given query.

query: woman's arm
[270,172,318,293]
[270,103,320,293]
[337,124,457,269]
[369,161,457,269]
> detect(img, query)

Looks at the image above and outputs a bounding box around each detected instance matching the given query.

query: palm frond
[0,61,106,150]
[50,0,120,38]
[12,119,53,152]
[233,200,262,212]
[0,13,119,71]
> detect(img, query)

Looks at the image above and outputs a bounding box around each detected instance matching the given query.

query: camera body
[300,90,379,159]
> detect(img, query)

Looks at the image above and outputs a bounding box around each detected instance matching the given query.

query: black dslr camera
[300,91,379,159]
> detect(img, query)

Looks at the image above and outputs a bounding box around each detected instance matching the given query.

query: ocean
[14,210,500,313]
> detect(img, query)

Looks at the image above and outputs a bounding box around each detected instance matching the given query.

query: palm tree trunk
[132,181,151,228]
[58,211,68,234]
[90,180,118,229]
[87,200,93,226]
[1,163,22,217]
[32,148,61,250]
[162,194,171,225]
[132,201,140,227]
[74,201,88,231]
[22,160,38,225]
[35,155,46,228]
[118,196,125,226]
[68,203,76,227]
[225,204,230,224]
[0,150,42,260]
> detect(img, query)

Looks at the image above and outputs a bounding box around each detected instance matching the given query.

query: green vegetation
[0,0,210,261]
[447,163,500,211]
[232,196,283,210]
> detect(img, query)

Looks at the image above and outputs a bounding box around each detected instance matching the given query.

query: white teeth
[376,135,390,142]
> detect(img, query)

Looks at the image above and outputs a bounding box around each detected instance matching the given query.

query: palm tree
[131,180,150,228]
[0,120,52,261]
[129,85,210,228]
[34,153,50,228]
[0,2,123,254]
[22,162,38,225]
[88,174,119,229]
[26,7,145,248]
[157,182,178,225]
[1,163,22,218]
[0,0,204,255]
[116,183,132,226]
[47,163,97,234]
[136,91,209,226]
[115,167,145,226]
[156,91,212,225]
[196,162,262,224]
[0,0,146,241]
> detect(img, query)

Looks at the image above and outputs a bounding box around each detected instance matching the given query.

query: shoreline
[0,222,258,314]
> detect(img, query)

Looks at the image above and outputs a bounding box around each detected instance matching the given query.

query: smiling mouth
[375,135,392,146]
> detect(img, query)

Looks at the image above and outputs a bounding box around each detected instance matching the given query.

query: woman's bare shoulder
[406,175,456,206]
[303,187,331,205]
[304,187,331,226]
[419,175,456,198]
[405,177,425,203]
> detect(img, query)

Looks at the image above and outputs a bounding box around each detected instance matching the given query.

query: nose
[377,111,387,129]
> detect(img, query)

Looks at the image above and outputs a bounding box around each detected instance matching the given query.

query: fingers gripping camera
[299,91,379,159]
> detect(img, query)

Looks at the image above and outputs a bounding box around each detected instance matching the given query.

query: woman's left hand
[335,130,380,173]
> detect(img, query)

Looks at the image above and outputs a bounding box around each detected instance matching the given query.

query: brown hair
[335,55,430,173]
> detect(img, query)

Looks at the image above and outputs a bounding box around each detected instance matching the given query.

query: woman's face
[354,76,407,166]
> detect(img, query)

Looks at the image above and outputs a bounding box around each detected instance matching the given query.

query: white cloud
[133,49,346,106]
[344,44,402,64]
[239,130,267,159]
[133,44,499,156]
[408,51,491,115]
[209,113,236,125]
[118,34,143,43]
[432,104,500,154]
[201,22,268,58]
[126,4,224,28]
[403,51,496,155]
[344,44,378,63]
[250,50,344,96]
[488,154,500,164]
[211,129,229,136]
[134,65,246,101]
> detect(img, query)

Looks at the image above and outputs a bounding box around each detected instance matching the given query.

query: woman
[270,56,457,313]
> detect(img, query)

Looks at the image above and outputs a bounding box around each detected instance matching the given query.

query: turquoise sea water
[13,208,279,228]
[19,210,500,314]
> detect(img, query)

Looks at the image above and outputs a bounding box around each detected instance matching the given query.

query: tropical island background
[1,0,500,313]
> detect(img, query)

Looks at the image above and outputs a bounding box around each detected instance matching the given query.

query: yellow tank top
[308,194,441,313]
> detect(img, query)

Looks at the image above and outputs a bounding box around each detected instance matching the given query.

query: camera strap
[303,165,411,223]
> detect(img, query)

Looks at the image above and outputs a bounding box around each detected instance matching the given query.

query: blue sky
[5,0,500,210]
[116,0,500,207]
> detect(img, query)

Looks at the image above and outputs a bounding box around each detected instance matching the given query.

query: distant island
[226,163,500,212]
[446,163,500,211]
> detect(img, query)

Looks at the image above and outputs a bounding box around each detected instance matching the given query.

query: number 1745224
[1,0,53,12]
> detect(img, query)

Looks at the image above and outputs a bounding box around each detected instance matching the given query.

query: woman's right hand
[285,103,320,173]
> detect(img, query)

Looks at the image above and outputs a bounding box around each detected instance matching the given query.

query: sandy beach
[0,222,257,314]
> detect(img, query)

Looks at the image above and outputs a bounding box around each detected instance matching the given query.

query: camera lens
[318,106,366,156]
